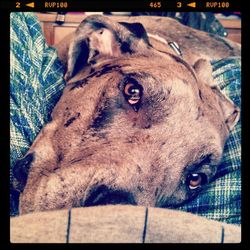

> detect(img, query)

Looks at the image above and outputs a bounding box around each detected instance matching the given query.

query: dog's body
[56,15,240,69]
[13,15,240,214]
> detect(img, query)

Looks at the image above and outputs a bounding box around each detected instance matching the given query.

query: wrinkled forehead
[94,51,198,85]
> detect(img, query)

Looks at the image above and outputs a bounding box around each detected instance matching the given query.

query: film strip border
[1,0,242,11]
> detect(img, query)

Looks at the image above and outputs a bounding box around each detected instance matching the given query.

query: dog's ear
[65,15,150,81]
[65,20,120,81]
[118,21,150,42]
[194,59,240,131]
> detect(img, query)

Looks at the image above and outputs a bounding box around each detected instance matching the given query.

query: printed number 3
[177,2,182,8]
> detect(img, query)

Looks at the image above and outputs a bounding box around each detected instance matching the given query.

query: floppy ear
[65,15,150,81]
[118,21,150,43]
[65,20,120,81]
[194,59,240,131]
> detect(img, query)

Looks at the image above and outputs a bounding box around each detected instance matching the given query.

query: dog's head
[15,15,240,213]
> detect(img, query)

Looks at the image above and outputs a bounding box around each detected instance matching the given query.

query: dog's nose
[83,185,136,206]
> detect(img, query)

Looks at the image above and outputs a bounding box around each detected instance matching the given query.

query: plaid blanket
[177,58,241,224]
[10,12,241,224]
[10,12,66,177]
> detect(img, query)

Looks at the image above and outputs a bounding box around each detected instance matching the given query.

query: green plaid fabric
[177,57,241,225]
[10,13,241,224]
[10,12,66,215]
[10,12,66,179]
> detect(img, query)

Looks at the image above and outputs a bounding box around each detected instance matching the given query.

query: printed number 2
[16,2,21,8]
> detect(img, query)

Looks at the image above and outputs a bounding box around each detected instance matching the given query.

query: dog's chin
[160,192,201,209]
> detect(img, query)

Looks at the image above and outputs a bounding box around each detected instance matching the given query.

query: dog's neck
[147,33,182,57]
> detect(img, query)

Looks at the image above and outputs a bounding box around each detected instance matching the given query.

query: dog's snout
[84,185,136,206]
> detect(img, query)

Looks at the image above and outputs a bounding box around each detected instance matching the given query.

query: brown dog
[13,15,240,214]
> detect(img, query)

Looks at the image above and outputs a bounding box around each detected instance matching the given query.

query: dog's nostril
[84,185,136,206]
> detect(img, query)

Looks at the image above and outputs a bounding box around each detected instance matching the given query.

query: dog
[12,15,240,214]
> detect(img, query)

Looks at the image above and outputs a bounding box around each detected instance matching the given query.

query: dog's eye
[123,82,143,111]
[186,173,207,190]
